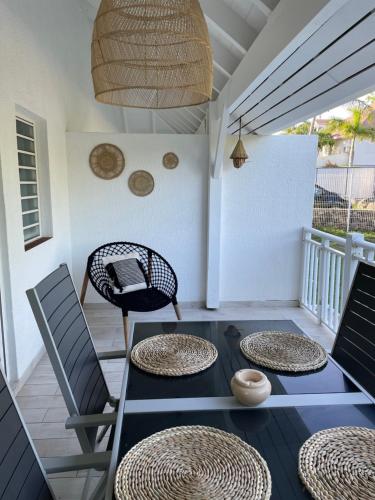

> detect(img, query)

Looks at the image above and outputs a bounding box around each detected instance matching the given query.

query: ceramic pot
[231,369,271,406]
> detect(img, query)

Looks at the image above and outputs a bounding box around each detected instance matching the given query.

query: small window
[15,109,53,250]
[16,117,41,243]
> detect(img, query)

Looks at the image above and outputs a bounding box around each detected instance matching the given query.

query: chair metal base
[80,270,89,305]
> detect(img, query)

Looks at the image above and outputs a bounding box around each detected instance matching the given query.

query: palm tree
[326,100,375,167]
[327,99,375,232]
[285,121,335,152]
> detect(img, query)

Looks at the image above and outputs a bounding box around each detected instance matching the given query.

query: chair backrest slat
[0,370,53,500]
[27,264,110,450]
[332,262,375,399]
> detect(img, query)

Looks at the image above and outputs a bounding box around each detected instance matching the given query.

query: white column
[206,175,223,308]
[205,98,229,309]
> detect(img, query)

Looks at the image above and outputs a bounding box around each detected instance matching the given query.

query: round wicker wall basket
[91,0,213,109]
[128,170,154,197]
[89,144,125,179]
[163,152,179,169]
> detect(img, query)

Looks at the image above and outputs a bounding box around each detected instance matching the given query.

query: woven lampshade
[230,138,248,168]
[230,117,249,168]
[92,0,213,109]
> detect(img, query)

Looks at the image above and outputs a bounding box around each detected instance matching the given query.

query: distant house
[316,108,375,167]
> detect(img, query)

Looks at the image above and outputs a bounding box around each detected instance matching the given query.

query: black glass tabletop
[117,403,375,500]
[126,320,356,400]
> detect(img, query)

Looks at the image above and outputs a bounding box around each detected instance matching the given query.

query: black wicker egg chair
[80,242,181,350]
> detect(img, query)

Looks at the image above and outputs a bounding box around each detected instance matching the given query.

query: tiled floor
[16,304,335,499]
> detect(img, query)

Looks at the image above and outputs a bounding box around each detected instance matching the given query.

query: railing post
[318,237,330,324]
[300,228,310,307]
[366,249,375,262]
[342,232,364,303]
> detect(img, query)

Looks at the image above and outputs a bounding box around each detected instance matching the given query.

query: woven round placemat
[240,331,327,372]
[131,334,218,376]
[299,426,375,500]
[115,425,272,500]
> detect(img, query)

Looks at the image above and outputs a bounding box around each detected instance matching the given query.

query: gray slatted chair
[332,261,375,399]
[0,366,110,500]
[26,264,125,454]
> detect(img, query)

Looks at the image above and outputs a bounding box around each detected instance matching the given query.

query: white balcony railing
[300,228,375,333]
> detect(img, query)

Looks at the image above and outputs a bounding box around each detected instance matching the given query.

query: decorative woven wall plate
[163,152,179,169]
[299,426,375,500]
[128,171,154,197]
[240,331,327,372]
[89,144,125,179]
[115,425,272,500]
[131,334,218,376]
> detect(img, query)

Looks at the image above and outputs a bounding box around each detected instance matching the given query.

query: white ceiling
[81,0,280,133]
[223,0,275,31]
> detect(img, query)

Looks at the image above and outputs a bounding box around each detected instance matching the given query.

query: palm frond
[349,107,363,128]
[355,126,375,141]
[325,117,344,133]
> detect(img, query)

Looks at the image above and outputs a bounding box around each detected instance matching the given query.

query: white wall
[67,133,316,306]
[220,135,316,301]
[354,141,375,166]
[66,133,209,303]
[0,0,124,384]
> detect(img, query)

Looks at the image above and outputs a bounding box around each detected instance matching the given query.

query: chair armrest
[42,451,111,474]
[97,350,127,360]
[65,412,117,429]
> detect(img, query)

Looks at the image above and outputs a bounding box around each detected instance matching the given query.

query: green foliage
[326,102,375,143]
[285,95,375,159]
[286,122,310,135]
[317,131,335,151]
[325,101,375,166]
[285,121,335,151]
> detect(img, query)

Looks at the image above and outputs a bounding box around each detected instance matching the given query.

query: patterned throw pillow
[103,253,147,294]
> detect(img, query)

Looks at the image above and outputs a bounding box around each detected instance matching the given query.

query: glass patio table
[127,320,358,399]
[105,320,375,499]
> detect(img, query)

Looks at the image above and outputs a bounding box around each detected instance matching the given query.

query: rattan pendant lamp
[230,117,249,168]
[91,0,213,109]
